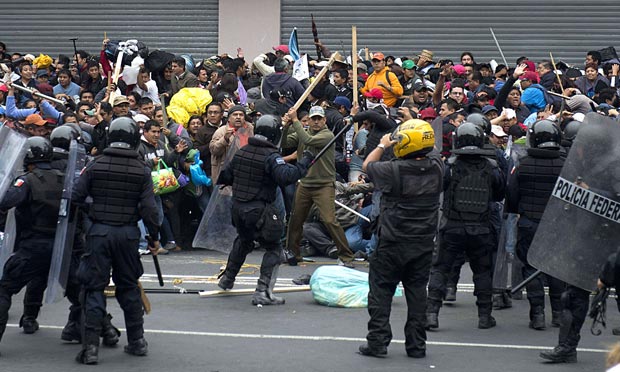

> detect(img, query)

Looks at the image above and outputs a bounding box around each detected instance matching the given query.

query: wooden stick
[199,285,311,298]
[292,52,340,111]
[364,47,369,61]
[352,26,358,108]
[109,51,124,103]
[549,52,565,93]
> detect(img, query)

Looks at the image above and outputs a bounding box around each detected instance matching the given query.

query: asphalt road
[0,249,617,372]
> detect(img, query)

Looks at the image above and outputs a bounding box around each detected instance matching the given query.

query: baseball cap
[519,71,539,84]
[402,60,416,70]
[23,113,47,126]
[0,84,7,93]
[371,52,385,61]
[419,107,438,121]
[482,105,499,115]
[413,82,429,92]
[272,45,290,54]
[308,106,325,118]
[333,96,352,111]
[246,87,262,104]
[363,88,383,100]
[491,125,507,137]
[36,69,49,78]
[133,114,150,123]
[112,95,130,107]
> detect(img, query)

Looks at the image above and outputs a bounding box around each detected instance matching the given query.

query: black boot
[492,294,505,310]
[529,306,546,330]
[478,304,496,329]
[19,315,39,334]
[61,320,82,342]
[124,337,148,356]
[76,345,99,365]
[358,343,387,358]
[425,313,439,330]
[218,273,235,290]
[478,314,496,329]
[251,290,285,305]
[101,314,121,346]
[539,344,577,363]
[444,287,457,302]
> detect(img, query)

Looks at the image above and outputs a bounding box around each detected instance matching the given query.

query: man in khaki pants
[283,106,354,267]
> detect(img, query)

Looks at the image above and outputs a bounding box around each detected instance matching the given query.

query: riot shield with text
[527,113,620,291]
[46,140,86,303]
[0,126,28,204]
[192,128,248,253]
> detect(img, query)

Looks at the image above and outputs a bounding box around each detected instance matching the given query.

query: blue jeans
[344,205,377,254]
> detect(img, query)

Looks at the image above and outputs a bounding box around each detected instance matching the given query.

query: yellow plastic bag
[167,88,213,127]
[33,54,53,69]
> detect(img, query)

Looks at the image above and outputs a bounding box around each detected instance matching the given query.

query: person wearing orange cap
[360,52,403,107]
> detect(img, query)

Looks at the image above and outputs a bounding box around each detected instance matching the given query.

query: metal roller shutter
[0,0,218,59]
[281,1,620,65]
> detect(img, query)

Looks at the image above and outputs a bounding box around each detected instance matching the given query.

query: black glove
[298,150,315,169]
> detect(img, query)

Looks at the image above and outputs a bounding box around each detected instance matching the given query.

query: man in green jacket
[283,106,355,267]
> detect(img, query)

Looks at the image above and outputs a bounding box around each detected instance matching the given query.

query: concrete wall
[218,0,280,61]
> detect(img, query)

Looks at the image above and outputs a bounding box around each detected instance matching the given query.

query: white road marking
[5,324,607,353]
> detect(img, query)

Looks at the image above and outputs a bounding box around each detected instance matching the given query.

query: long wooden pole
[549,52,565,93]
[199,285,310,298]
[292,52,341,111]
[352,26,358,107]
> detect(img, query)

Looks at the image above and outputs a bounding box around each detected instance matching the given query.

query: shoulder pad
[486,158,498,169]
[13,178,25,187]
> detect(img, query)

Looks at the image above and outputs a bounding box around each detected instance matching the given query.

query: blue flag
[288,28,300,61]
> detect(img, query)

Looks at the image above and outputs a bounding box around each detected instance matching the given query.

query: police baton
[309,119,353,167]
[511,269,542,295]
[145,235,164,287]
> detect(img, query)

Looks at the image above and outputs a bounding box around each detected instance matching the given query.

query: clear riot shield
[192,128,248,253]
[527,113,620,291]
[493,216,513,289]
[0,209,17,276]
[0,126,28,204]
[430,116,443,153]
[46,140,86,303]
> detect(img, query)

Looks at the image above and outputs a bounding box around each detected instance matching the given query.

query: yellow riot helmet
[392,119,435,159]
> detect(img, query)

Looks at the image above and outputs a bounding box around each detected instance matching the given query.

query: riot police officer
[72,118,161,364]
[358,119,443,359]
[217,115,312,305]
[0,136,64,354]
[505,120,566,331]
[426,122,505,330]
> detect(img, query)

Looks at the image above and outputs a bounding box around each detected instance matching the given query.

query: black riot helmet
[25,136,53,164]
[528,119,561,149]
[455,122,485,150]
[50,125,79,153]
[108,117,140,149]
[254,115,282,145]
[466,113,492,135]
[562,120,581,142]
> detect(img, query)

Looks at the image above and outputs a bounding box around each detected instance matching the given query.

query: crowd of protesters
[1,39,619,258]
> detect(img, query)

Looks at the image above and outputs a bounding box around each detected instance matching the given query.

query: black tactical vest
[88,147,146,225]
[379,156,443,244]
[517,149,564,222]
[444,157,494,223]
[24,167,64,235]
[232,138,279,203]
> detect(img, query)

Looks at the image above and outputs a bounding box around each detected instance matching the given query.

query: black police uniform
[362,152,443,358]
[72,144,160,363]
[217,136,308,304]
[427,151,505,328]
[506,147,566,328]
[0,162,64,345]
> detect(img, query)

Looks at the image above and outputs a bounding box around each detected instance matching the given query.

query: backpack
[445,158,495,223]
